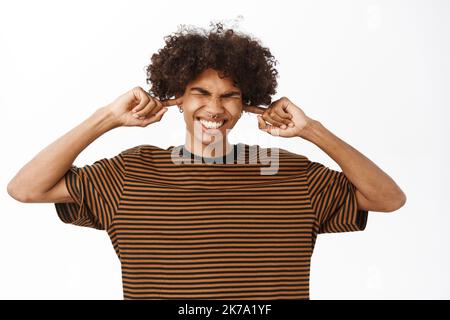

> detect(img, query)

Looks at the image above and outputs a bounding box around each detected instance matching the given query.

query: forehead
[187,68,239,91]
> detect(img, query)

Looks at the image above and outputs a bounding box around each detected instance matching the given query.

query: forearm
[7,106,119,198]
[300,119,406,203]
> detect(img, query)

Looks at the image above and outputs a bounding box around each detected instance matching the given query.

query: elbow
[7,181,33,203]
[384,190,407,213]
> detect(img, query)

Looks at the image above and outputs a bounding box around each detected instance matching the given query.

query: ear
[174,92,183,106]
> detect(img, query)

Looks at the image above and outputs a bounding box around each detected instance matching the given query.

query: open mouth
[195,117,228,130]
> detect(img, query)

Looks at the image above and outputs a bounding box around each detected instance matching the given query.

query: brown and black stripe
[55,143,368,300]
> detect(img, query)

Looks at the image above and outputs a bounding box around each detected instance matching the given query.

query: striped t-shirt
[54,143,368,300]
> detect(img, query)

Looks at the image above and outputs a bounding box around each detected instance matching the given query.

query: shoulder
[119,144,167,157]
[119,144,177,165]
[278,148,311,171]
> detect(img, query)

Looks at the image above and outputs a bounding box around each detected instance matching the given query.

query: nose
[204,96,225,117]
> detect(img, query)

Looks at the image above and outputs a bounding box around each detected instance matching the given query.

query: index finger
[160,97,183,107]
[243,104,266,115]
[274,103,293,119]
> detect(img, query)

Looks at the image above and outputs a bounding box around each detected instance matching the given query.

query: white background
[1,0,449,299]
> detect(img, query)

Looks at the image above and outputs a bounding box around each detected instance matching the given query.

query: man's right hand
[107,86,183,127]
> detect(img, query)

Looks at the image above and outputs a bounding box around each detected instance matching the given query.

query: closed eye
[191,87,241,98]
[193,93,239,99]
[223,93,240,98]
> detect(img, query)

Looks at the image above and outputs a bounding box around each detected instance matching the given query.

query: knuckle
[148,98,156,107]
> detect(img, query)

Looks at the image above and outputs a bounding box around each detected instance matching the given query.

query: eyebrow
[190,87,241,96]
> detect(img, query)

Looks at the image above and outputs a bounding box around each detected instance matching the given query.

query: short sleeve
[306,160,369,234]
[54,153,126,231]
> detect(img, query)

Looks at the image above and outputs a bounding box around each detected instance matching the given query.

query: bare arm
[245,96,407,213]
[7,107,119,203]
[299,119,407,212]
[6,86,181,203]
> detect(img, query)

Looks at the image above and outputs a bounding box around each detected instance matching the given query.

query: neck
[184,134,233,158]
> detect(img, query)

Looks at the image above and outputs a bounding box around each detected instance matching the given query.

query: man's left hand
[243,97,314,138]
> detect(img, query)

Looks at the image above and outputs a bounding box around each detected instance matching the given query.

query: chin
[198,133,226,146]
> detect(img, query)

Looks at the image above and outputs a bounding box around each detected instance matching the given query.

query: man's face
[176,68,243,147]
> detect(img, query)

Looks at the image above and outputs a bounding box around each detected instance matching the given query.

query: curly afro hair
[145,22,279,107]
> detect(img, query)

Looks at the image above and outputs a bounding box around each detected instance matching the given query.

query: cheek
[182,99,202,116]
[229,104,243,119]
[181,106,198,130]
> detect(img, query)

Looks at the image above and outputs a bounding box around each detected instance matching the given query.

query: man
[7,23,406,299]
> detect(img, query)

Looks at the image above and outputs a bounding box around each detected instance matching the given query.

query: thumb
[131,88,152,112]
[141,107,168,126]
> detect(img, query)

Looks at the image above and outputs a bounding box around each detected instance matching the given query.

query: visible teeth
[199,119,224,129]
